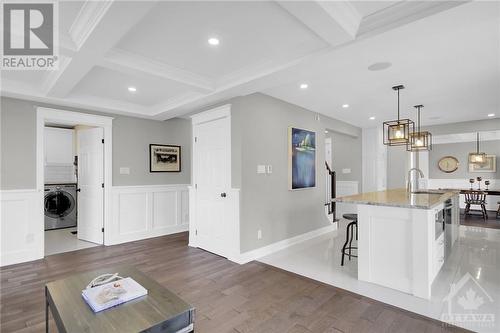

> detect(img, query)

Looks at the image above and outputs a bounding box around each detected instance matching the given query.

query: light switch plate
[120,167,130,175]
[257,165,266,174]
[342,168,351,174]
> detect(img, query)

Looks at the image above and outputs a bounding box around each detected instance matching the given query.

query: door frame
[189,104,240,260]
[36,107,113,254]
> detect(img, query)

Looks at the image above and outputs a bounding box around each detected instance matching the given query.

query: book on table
[82,277,147,312]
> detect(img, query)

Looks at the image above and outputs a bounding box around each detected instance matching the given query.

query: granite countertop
[333,188,459,210]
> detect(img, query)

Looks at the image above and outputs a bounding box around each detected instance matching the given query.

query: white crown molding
[433,131,500,145]
[100,48,215,93]
[69,0,114,50]
[357,1,467,38]
[277,0,360,46]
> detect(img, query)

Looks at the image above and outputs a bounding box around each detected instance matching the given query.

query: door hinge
[102,139,104,144]
[194,137,197,143]
[195,184,197,189]
[102,183,104,188]
[101,227,104,232]
[195,229,197,236]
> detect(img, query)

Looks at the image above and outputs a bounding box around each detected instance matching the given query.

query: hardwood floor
[1,232,469,333]
[460,208,500,229]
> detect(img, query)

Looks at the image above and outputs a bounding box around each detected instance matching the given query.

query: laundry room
[44,123,103,255]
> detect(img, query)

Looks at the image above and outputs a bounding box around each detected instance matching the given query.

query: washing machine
[44,184,77,230]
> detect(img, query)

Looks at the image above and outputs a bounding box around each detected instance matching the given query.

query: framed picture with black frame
[149,144,181,172]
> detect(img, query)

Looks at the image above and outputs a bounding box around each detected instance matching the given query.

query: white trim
[1,189,43,267]
[109,185,189,245]
[36,107,113,253]
[191,104,231,125]
[433,130,500,145]
[230,224,337,265]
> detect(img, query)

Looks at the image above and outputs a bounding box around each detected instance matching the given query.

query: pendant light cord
[477,132,480,153]
[397,88,400,123]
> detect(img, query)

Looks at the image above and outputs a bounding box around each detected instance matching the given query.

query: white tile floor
[44,227,100,256]
[260,219,500,333]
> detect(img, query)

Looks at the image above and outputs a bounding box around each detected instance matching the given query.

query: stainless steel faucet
[407,168,424,193]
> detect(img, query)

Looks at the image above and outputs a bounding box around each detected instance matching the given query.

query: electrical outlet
[120,167,130,175]
[257,229,262,240]
[342,168,351,174]
[266,165,273,174]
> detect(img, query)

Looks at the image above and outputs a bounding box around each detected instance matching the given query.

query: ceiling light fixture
[488,113,495,117]
[382,85,414,146]
[300,83,308,89]
[407,105,432,151]
[469,132,486,164]
[342,104,349,108]
[369,116,375,120]
[128,87,137,92]
[208,37,220,46]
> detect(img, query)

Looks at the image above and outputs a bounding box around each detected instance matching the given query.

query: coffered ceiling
[2,0,497,128]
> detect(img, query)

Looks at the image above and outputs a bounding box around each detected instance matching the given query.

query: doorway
[189,105,239,259]
[36,108,113,257]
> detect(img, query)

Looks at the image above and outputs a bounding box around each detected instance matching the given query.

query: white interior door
[77,127,104,244]
[193,115,231,257]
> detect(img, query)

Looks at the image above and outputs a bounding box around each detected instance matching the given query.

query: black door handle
[220,192,227,198]
[76,188,81,192]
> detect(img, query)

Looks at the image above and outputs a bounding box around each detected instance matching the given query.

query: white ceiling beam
[43,0,157,98]
[277,0,362,46]
[99,48,215,93]
[357,1,468,38]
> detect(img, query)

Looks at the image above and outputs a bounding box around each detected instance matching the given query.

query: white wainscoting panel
[336,181,359,219]
[428,179,500,210]
[110,185,189,245]
[1,189,44,267]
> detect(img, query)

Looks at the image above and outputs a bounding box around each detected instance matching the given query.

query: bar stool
[496,201,500,219]
[341,213,358,266]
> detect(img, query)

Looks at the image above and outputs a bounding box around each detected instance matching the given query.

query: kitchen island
[334,189,460,299]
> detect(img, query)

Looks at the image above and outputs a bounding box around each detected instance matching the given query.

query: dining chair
[464,190,488,220]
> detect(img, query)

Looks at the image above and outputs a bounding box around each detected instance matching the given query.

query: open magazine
[82,277,148,312]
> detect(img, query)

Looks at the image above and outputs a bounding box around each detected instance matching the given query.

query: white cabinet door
[77,127,104,245]
[192,111,232,258]
[44,127,74,165]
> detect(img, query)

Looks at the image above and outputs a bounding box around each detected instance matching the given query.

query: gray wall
[0,97,191,190]
[387,146,409,189]
[326,131,362,182]
[429,140,500,179]
[423,119,500,135]
[229,93,362,253]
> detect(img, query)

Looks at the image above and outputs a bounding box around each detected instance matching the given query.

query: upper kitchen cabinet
[44,127,74,165]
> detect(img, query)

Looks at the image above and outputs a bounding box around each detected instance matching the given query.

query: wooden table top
[45,265,194,333]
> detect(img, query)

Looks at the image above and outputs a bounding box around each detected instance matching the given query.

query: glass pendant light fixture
[469,132,486,164]
[383,85,415,146]
[407,105,432,151]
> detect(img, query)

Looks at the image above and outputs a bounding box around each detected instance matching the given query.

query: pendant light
[407,105,432,151]
[383,85,415,146]
[469,132,486,164]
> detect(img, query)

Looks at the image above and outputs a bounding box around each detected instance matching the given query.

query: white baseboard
[228,223,337,265]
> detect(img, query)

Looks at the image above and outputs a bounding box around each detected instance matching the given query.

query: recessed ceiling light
[487,113,495,117]
[342,104,349,108]
[369,116,376,120]
[128,86,137,92]
[324,130,328,134]
[368,62,392,71]
[208,37,220,46]
[300,83,308,89]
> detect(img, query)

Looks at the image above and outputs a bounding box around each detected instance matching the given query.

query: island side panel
[357,204,414,293]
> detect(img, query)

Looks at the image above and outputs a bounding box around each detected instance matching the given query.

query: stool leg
[348,223,354,260]
[355,222,358,241]
[341,222,351,266]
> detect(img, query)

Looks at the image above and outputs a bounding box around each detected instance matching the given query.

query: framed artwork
[288,127,316,190]
[149,144,181,172]
[469,155,496,173]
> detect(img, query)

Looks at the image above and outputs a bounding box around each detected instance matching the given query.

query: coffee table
[45,265,195,333]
